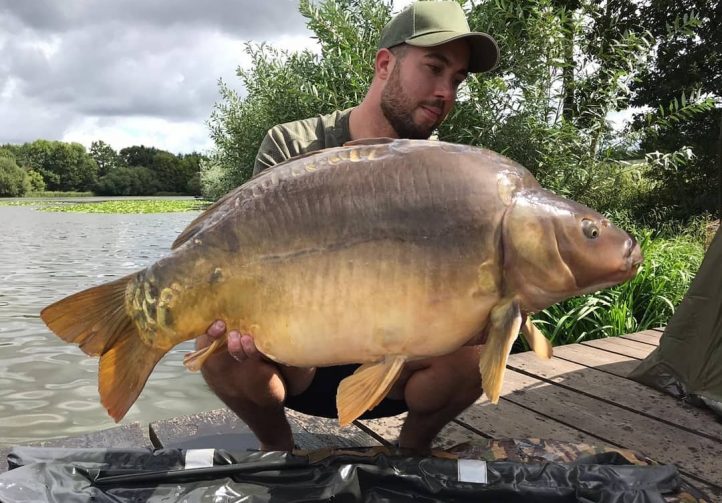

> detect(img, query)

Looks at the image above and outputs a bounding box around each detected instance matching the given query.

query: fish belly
[244,240,497,367]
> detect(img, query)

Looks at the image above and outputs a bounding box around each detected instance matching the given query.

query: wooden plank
[552,343,640,378]
[149,407,378,451]
[687,481,722,502]
[619,329,662,346]
[357,396,615,450]
[356,413,490,451]
[580,337,655,359]
[507,351,722,442]
[286,409,380,449]
[359,396,721,498]
[500,369,722,487]
[456,397,613,447]
[356,415,404,445]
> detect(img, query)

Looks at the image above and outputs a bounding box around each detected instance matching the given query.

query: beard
[380,63,442,140]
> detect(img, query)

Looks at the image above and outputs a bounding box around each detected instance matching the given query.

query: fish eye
[582,219,600,239]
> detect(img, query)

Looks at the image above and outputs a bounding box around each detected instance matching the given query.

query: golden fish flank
[475,261,500,297]
[40,138,642,425]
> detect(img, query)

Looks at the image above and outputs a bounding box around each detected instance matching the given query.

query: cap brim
[405,31,499,73]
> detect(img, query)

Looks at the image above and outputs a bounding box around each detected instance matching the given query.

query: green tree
[120,145,160,169]
[26,170,45,193]
[205,0,391,196]
[179,153,205,196]
[186,172,201,196]
[446,0,655,209]
[15,140,98,192]
[116,146,202,195]
[152,151,187,193]
[0,148,16,162]
[206,0,714,226]
[89,140,122,177]
[0,157,31,197]
[630,0,722,219]
[95,166,159,196]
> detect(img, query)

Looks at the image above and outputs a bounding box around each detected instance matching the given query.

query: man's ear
[375,48,394,80]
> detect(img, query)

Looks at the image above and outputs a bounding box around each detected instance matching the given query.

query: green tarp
[630,226,722,417]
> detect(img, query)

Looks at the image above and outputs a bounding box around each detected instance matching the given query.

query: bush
[26,169,45,193]
[0,157,31,197]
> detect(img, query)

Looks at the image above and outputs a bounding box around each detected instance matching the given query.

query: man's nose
[434,80,456,102]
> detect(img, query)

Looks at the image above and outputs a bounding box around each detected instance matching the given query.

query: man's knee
[403,347,482,414]
[199,347,287,408]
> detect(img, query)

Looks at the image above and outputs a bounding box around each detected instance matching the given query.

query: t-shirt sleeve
[252,127,293,176]
[252,110,349,176]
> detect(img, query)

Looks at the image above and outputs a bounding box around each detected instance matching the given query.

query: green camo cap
[379,1,499,73]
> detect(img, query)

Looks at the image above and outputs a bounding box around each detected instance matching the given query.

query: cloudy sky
[1,1,409,155]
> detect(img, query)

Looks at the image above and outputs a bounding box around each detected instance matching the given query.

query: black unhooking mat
[0,440,711,502]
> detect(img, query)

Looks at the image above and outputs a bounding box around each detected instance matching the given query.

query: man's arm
[252,127,295,176]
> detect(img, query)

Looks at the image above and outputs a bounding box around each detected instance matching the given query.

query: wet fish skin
[40,138,642,424]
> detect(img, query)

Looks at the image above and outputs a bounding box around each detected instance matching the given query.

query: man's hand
[205,320,265,362]
[201,320,317,397]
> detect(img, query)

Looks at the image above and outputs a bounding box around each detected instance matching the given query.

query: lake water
[0,200,226,447]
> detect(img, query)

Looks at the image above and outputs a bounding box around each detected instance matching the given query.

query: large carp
[41,138,642,425]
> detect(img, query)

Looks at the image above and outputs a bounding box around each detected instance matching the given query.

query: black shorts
[284,364,408,419]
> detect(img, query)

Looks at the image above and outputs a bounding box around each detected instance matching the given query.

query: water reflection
[0,201,225,446]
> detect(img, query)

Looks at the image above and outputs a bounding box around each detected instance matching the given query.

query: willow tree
[203,0,391,198]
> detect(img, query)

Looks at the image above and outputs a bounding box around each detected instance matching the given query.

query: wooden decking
[137,328,722,498]
[353,328,722,498]
[3,328,721,499]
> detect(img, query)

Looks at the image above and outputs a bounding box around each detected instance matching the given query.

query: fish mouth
[623,236,644,273]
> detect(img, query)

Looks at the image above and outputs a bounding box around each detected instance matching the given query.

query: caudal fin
[98,329,166,421]
[40,274,166,421]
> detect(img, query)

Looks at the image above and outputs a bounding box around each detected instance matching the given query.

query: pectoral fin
[521,316,553,359]
[336,356,406,426]
[183,333,228,372]
[478,299,522,404]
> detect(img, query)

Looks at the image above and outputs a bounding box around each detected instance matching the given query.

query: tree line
[0,139,205,197]
[203,0,720,229]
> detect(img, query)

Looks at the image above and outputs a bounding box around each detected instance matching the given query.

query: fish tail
[40,273,166,421]
[98,326,166,421]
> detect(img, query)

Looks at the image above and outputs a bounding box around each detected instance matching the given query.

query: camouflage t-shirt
[252,108,353,176]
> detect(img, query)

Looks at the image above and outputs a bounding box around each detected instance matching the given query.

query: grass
[0,198,210,213]
[522,229,705,349]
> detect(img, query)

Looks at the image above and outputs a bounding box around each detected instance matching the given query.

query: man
[196,1,500,452]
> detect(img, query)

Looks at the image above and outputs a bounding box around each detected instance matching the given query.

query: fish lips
[623,236,644,275]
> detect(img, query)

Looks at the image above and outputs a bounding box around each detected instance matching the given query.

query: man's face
[380,39,470,139]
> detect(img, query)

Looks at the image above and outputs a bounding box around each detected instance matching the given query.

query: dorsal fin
[343,137,396,147]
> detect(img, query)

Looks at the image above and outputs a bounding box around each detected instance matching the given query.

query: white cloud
[0,0,423,154]
[0,0,312,154]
